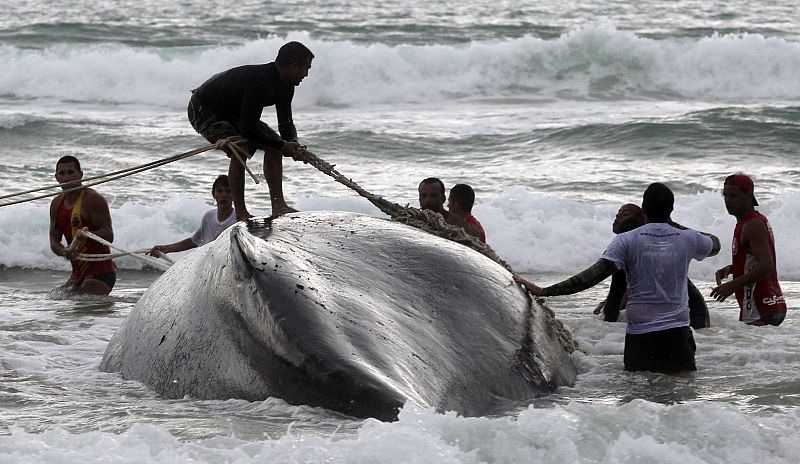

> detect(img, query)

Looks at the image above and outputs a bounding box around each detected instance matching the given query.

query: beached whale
[100,211,577,420]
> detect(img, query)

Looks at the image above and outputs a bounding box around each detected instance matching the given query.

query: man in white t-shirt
[148,175,237,256]
[515,183,721,374]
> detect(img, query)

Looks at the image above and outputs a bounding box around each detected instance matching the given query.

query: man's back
[193,63,293,125]
[602,222,713,334]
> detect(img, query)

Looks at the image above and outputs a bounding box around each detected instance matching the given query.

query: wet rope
[79,231,171,272]
[76,249,176,264]
[0,137,251,208]
[302,149,579,353]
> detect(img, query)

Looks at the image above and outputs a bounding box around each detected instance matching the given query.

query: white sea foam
[1,401,799,464]
[0,112,43,129]
[2,189,798,280]
[2,26,800,108]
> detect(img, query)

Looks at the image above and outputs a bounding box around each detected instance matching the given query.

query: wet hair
[642,182,674,222]
[55,155,81,172]
[449,184,476,212]
[212,174,229,193]
[419,177,445,195]
[276,41,314,66]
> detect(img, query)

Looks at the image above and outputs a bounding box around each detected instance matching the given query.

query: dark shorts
[188,94,278,160]
[749,312,786,326]
[70,271,117,291]
[624,326,696,374]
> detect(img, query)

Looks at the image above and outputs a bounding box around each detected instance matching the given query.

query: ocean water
[2,1,800,462]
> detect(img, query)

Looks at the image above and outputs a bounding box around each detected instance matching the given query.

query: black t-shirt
[193,62,296,149]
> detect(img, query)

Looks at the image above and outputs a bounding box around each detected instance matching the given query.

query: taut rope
[0,137,249,208]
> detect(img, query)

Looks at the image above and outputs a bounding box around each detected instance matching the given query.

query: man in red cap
[711,174,787,326]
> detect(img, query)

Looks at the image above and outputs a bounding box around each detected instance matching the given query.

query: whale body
[101,211,577,420]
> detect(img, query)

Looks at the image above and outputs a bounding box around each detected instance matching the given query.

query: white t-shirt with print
[601,222,714,334]
[191,209,237,247]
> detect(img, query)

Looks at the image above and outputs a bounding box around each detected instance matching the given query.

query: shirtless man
[49,156,116,295]
[711,174,787,326]
[149,175,236,256]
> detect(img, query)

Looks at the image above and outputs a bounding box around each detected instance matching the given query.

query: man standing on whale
[189,41,314,220]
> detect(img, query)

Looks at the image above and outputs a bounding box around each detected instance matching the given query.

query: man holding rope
[49,156,117,295]
[147,175,236,256]
[189,41,314,220]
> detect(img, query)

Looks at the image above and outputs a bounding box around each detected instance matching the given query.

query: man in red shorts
[49,156,117,295]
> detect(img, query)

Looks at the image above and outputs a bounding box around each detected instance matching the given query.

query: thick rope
[302,150,579,353]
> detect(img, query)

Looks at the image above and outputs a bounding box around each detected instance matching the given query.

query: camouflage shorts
[188,95,278,160]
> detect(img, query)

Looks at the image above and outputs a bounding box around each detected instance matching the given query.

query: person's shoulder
[220,209,237,225]
[201,208,217,222]
[49,193,64,216]
[84,187,109,204]
[742,213,769,236]
[451,213,471,229]
[616,226,643,240]
[466,215,482,226]
[49,193,64,208]
[254,62,275,75]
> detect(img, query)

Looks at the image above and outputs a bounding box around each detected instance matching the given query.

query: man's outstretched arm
[515,259,617,297]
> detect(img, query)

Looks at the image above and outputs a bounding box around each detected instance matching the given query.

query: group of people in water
[515,177,787,374]
[48,41,787,376]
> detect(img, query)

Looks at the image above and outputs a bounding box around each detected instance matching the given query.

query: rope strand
[80,231,170,272]
[0,138,243,208]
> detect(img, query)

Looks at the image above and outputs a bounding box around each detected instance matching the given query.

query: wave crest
[2,26,800,107]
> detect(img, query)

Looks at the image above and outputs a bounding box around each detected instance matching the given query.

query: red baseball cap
[725,174,759,206]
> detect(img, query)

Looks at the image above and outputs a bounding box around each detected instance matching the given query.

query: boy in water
[149,175,236,256]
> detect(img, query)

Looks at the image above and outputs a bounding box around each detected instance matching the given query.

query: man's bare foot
[271,205,298,217]
[236,210,254,221]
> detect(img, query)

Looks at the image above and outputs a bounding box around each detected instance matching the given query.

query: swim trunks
[68,270,117,291]
[624,326,696,374]
[188,94,279,160]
